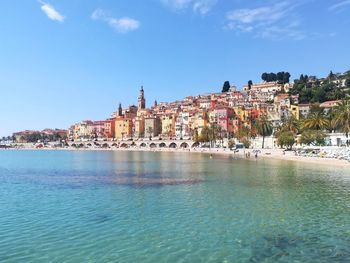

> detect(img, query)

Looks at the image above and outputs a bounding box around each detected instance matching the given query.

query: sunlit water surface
[0,150,350,262]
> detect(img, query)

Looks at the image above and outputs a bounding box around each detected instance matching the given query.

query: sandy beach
[3,144,350,168]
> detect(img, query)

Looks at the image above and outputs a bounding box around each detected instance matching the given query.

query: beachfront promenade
[3,139,350,167]
[66,139,198,149]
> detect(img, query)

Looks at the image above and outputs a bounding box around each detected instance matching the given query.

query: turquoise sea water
[0,150,350,262]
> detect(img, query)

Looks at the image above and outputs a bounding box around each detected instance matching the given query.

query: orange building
[115,118,133,140]
[104,119,116,139]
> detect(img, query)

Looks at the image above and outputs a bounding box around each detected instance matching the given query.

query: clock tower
[138,86,146,109]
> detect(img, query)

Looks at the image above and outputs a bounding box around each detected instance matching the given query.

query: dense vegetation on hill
[222,81,231,93]
[261,72,291,84]
[289,71,350,103]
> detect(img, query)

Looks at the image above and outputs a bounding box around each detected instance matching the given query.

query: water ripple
[0,150,350,262]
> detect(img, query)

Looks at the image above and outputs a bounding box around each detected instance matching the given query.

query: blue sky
[0,0,349,136]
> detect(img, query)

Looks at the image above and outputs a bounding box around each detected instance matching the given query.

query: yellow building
[208,110,216,126]
[115,118,133,140]
[73,125,80,141]
[191,111,207,135]
[233,107,246,122]
[290,105,300,120]
[134,117,145,138]
[72,121,93,141]
[161,114,176,138]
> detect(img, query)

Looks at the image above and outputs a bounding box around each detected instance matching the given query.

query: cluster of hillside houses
[65,82,342,143]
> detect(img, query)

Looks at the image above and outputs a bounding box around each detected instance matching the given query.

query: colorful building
[290,105,300,120]
[144,117,161,138]
[115,118,133,140]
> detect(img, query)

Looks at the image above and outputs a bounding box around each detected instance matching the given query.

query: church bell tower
[138,86,146,109]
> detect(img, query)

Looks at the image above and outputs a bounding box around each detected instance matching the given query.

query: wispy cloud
[225,1,305,40]
[329,0,350,11]
[91,9,140,33]
[38,1,65,22]
[161,0,217,15]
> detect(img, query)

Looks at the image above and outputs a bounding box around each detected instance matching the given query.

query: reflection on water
[0,150,350,262]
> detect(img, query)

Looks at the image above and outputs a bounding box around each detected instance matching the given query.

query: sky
[0,0,349,136]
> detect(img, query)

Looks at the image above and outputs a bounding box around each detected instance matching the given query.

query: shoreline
[2,146,350,168]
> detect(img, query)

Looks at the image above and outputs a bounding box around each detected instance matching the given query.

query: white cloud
[91,9,107,20]
[329,0,350,11]
[161,0,217,14]
[39,1,65,22]
[91,9,140,33]
[225,2,305,40]
[226,2,289,25]
[108,18,140,33]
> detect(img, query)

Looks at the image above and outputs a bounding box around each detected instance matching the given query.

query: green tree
[345,79,350,88]
[222,81,231,93]
[248,80,253,90]
[193,128,199,142]
[283,72,291,84]
[236,125,250,140]
[261,73,268,82]
[263,72,277,82]
[276,72,286,84]
[209,125,221,147]
[300,130,326,146]
[228,139,235,150]
[280,116,300,135]
[255,115,273,148]
[277,131,295,150]
[241,138,251,148]
[326,109,338,133]
[311,86,327,103]
[199,126,220,147]
[302,111,329,130]
[328,70,335,81]
[333,100,350,137]
[198,127,210,143]
[288,72,347,103]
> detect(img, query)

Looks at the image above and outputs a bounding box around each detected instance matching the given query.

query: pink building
[214,107,236,134]
[89,121,108,138]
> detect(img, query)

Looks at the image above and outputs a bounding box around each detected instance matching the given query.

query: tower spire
[118,103,122,117]
[138,86,146,109]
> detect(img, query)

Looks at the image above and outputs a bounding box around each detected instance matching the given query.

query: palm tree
[325,108,339,133]
[280,116,300,135]
[255,115,273,148]
[208,125,220,147]
[333,100,350,137]
[302,111,329,131]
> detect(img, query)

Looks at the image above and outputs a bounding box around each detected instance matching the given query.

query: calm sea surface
[0,150,350,262]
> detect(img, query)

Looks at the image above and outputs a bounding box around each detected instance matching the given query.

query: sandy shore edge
[2,146,350,168]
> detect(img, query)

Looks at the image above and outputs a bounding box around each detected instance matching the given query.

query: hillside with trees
[261,72,291,84]
[289,70,350,103]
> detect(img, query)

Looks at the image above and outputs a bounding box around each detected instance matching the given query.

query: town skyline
[9,68,350,147]
[1,0,350,136]
[2,68,350,137]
